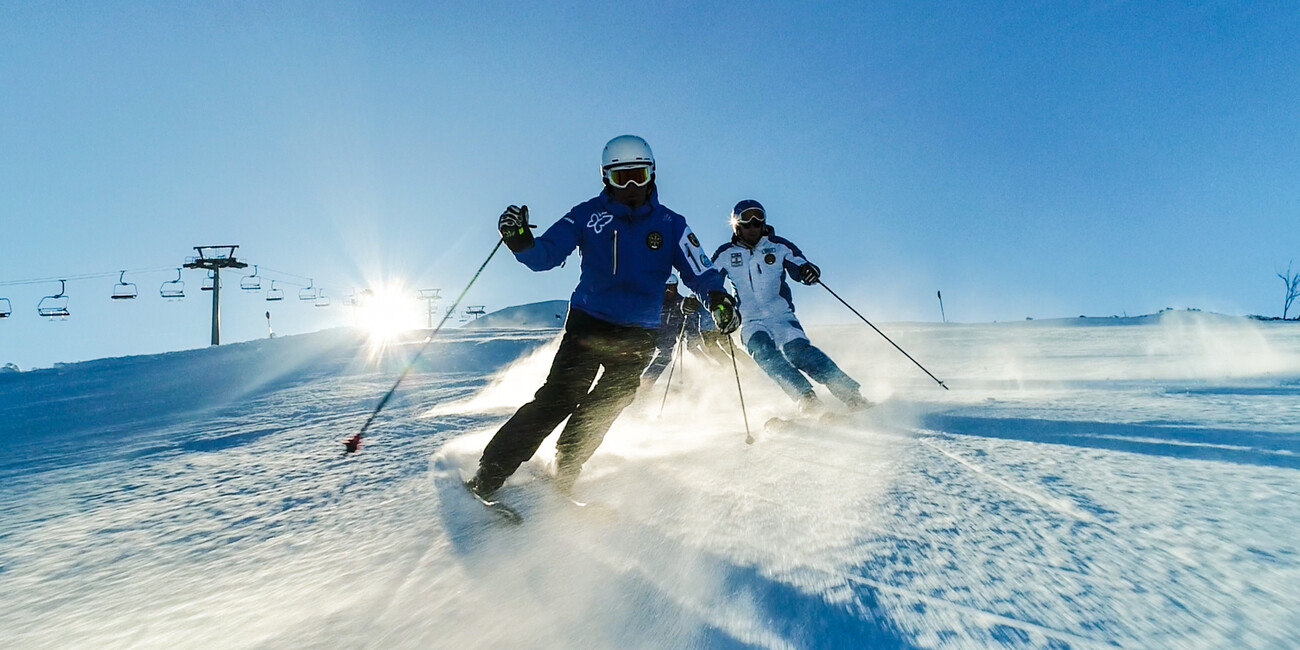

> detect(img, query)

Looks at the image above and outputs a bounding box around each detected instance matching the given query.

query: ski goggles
[733,207,766,227]
[604,164,652,189]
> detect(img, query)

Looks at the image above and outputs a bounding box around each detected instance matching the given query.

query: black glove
[797,262,820,285]
[681,296,701,315]
[707,290,741,335]
[498,205,535,253]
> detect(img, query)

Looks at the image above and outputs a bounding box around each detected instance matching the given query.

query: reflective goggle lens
[735,208,765,225]
[606,165,651,188]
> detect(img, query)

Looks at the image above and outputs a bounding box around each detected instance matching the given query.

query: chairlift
[240,265,262,291]
[111,270,138,300]
[0,297,11,318]
[266,280,284,302]
[465,305,486,320]
[160,269,185,300]
[299,280,316,301]
[201,271,216,292]
[315,291,331,308]
[37,280,71,318]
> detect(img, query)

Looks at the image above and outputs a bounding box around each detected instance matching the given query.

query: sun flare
[353,284,423,343]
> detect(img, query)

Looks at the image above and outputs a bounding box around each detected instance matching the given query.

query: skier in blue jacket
[468,135,740,499]
[712,199,869,414]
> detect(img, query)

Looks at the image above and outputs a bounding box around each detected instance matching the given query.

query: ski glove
[797,262,821,285]
[708,290,741,335]
[681,296,701,315]
[498,205,535,253]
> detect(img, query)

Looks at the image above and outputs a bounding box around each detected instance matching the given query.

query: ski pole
[345,238,505,453]
[819,280,949,391]
[657,318,689,418]
[724,333,754,444]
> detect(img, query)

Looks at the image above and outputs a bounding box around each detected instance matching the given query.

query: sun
[353,284,423,343]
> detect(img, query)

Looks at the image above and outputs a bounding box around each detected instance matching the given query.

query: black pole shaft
[725,334,754,444]
[349,239,505,451]
[819,281,949,390]
[657,318,689,418]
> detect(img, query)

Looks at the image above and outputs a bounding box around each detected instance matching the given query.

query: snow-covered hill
[2,306,1298,648]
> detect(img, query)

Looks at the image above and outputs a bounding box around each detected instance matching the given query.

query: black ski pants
[475,308,656,493]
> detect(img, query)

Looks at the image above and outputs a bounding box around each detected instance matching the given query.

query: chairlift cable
[0,266,175,287]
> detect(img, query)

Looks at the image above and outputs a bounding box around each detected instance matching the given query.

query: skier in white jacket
[711,199,870,414]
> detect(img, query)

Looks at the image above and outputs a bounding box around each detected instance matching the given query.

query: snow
[1,305,1298,649]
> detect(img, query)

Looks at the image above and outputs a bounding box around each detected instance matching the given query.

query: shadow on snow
[924,414,1300,471]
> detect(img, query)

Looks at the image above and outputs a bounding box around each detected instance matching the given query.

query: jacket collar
[732,224,775,251]
[599,186,661,222]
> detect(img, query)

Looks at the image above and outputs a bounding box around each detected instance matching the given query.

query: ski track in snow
[1,313,1298,649]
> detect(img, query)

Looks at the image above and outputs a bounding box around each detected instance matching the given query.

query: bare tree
[1280,260,1300,320]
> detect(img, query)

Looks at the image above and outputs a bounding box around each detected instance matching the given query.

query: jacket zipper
[612,229,619,275]
[740,238,762,293]
[747,248,757,291]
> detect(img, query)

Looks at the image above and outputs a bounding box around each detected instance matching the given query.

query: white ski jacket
[710,228,813,323]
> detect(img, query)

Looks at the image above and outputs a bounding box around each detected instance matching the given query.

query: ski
[463,481,524,525]
[764,403,880,434]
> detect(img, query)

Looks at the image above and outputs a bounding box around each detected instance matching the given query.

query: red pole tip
[343,435,362,453]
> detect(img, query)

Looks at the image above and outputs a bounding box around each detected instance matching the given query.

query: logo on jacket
[764,253,776,265]
[586,212,614,234]
[730,252,743,267]
[646,231,663,250]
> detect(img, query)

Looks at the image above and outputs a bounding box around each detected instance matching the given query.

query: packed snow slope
[2,307,1298,649]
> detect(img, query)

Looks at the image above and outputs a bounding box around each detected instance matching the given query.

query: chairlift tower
[417,289,441,329]
[183,245,247,345]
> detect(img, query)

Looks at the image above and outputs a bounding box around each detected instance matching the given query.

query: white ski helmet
[601,135,655,172]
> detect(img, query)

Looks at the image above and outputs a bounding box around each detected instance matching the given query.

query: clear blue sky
[2,1,1297,369]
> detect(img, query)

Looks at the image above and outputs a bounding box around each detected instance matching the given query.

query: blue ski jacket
[514,188,726,329]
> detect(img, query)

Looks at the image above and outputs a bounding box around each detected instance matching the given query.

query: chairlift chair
[465,305,486,320]
[201,271,216,292]
[266,280,284,302]
[0,297,11,318]
[240,265,262,291]
[299,280,316,301]
[315,292,331,308]
[38,280,71,318]
[160,269,185,299]
[111,270,138,300]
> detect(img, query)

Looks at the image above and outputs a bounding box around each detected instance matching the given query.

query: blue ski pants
[746,330,861,403]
